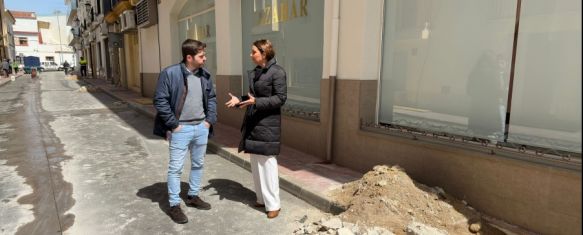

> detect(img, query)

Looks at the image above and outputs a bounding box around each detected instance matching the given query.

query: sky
[5,0,69,16]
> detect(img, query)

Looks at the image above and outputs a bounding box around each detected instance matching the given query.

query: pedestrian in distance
[11,61,18,74]
[79,56,88,77]
[153,39,217,224]
[62,61,70,74]
[2,59,11,77]
[225,39,287,219]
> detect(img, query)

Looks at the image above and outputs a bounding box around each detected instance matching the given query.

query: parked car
[41,61,59,71]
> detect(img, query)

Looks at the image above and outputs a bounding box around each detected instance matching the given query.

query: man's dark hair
[182,39,206,63]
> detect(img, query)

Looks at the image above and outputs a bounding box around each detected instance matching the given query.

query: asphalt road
[0,72,324,235]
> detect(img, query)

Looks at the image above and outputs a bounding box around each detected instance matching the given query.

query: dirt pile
[328,165,491,235]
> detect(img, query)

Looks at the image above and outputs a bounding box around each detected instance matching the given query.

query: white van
[41,61,59,71]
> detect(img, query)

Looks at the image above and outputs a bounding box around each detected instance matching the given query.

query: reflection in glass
[178,0,216,81]
[241,0,324,117]
[379,0,516,141]
[508,0,582,153]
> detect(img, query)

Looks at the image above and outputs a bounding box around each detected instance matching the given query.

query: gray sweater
[179,71,206,125]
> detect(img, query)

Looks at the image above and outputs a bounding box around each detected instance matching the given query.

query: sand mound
[328,165,495,235]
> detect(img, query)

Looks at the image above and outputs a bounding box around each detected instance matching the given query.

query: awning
[105,0,133,24]
[68,37,80,47]
[67,9,78,26]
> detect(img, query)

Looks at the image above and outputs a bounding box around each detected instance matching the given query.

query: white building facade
[13,11,75,67]
[38,15,76,67]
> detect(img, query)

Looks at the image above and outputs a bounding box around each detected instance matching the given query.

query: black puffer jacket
[238,59,287,156]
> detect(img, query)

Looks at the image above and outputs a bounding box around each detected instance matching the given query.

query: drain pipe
[325,0,340,163]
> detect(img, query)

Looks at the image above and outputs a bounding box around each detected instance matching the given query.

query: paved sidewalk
[83,78,362,214]
[0,73,25,87]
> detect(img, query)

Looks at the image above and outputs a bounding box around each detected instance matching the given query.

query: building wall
[332,79,581,235]
[13,17,37,32]
[215,0,241,76]
[13,17,39,59]
[157,0,182,69]
[14,34,39,57]
[138,25,159,98]
[124,31,140,93]
[150,1,582,234]
[1,4,16,60]
[0,0,5,60]
[333,2,580,233]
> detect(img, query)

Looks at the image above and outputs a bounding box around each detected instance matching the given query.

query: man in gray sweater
[153,39,217,224]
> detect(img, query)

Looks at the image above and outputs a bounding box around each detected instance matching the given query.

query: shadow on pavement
[137,182,189,217]
[202,178,264,213]
[70,79,159,140]
[137,180,265,217]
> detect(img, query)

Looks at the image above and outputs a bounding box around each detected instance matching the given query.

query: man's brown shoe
[185,195,211,210]
[267,209,280,219]
[254,202,265,208]
[169,205,188,224]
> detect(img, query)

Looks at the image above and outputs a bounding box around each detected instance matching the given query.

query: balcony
[66,0,79,26]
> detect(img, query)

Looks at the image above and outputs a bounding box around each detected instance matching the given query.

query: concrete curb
[0,74,25,87]
[0,78,9,87]
[207,142,346,214]
[92,81,346,214]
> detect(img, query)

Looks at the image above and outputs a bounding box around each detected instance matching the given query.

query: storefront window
[178,0,216,79]
[508,0,581,153]
[379,0,581,154]
[379,0,516,141]
[241,0,324,118]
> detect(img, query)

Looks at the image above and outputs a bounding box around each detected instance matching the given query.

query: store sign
[189,24,211,40]
[257,0,308,26]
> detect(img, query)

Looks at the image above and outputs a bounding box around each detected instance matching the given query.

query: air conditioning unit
[100,23,108,36]
[136,0,157,28]
[120,10,136,32]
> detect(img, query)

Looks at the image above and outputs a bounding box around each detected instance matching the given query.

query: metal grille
[136,0,152,26]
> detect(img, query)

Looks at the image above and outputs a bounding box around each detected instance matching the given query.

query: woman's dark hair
[253,39,275,62]
[182,39,206,63]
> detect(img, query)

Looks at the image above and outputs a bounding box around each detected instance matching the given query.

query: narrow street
[0,72,324,235]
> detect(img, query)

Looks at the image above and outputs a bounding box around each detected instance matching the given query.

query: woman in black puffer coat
[225,39,287,219]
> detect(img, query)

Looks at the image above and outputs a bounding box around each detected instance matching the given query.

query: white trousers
[250,154,281,211]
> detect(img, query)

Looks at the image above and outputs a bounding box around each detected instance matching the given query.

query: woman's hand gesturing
[237,93,256,109]
[225,93,241,108]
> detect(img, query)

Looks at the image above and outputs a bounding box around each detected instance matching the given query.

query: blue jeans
[167,122,209,206]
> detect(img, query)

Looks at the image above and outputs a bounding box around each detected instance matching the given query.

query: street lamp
[54,10,64,65]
